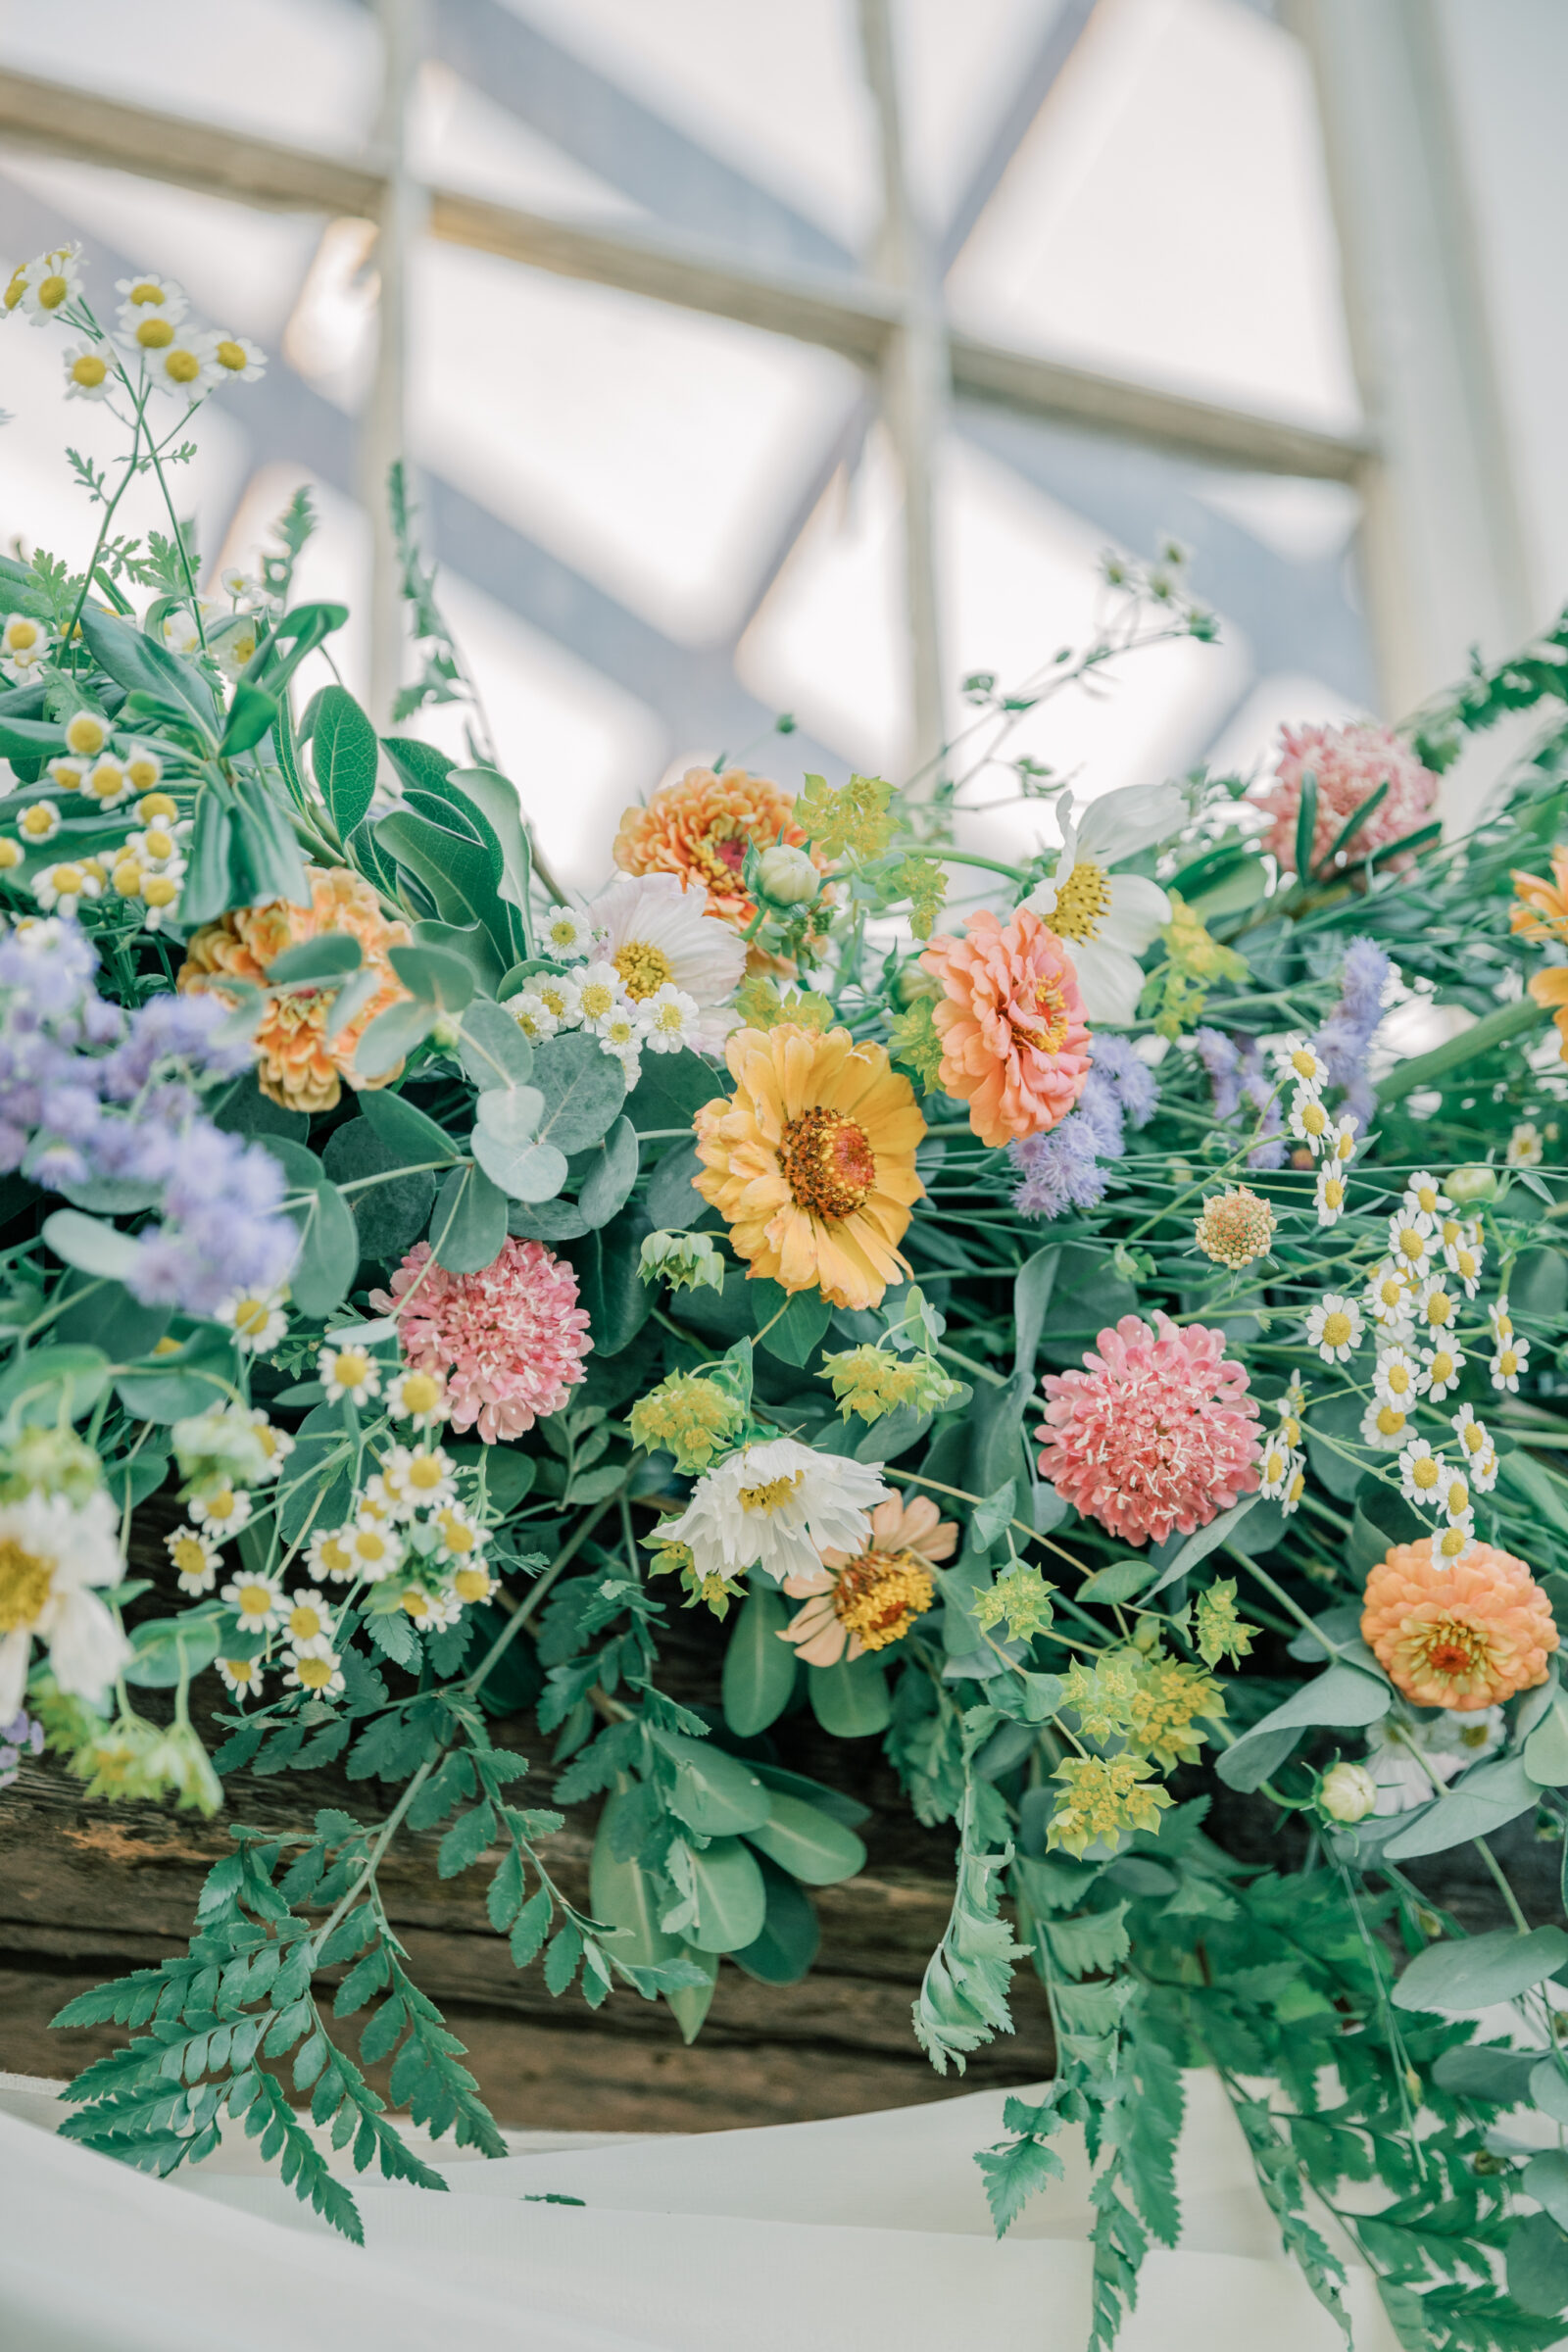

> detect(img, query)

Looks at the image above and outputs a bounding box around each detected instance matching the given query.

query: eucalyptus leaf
[459,999,534,1092]
[721,1584,796,1738]
[533,1032,626,1155]
[429,1161,508,1275]
[1391,1924,1568,2014]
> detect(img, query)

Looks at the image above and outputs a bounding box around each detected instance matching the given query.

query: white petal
[47,1590,130,1705]
[1101,873,1171,955]
[0,1629,28,1722]
[1075,783,1185,865]
[1067,936,1148,1026]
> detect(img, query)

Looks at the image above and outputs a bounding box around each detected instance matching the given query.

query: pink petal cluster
[1035,1311,1260,1548]
[370,1237,592,1444]
[920,906,1092,1148]
[1255,720,1439,877]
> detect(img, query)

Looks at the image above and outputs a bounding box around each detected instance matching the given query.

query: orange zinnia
[692,1023,924,1311]
[1512,851,1568,1059]
[613,766,828,931]
[920,906,1092,1148]
[1361,1539,1558,1711]
[178,865,412,1113]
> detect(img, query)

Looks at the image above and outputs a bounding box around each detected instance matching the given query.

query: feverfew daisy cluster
[504,872,744,1083]
[2,248,267,412]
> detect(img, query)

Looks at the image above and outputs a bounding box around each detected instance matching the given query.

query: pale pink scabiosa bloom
[1035,1312,1261,1548]
[371,1237,592,1443]
[1254,720,1439,877]
[778,1493,957,1667]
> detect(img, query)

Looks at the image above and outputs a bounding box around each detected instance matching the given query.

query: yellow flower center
[144,874,178,907]
[1290,1049,1319,1080]
[539,984,569,1017]
[135,316,174,348]
[295,1653,335,1688]
[205,1489,239,1521]
[354,1529,390,1563]
[1321,1310,1351,1348]
[1396,1227,1426,1261]
[613,940,674,1001]
[129,772,164,805]
[236,1581,272,1615]
[113,859,143,899]
[37,273,69,311]
[171,1536,208,1576]
[439,1514,476,1554]
[1299,1101,1327,1136]
[408,1454,444,1491]
[399,1372,441,1416]
[126,281,167,306]
[831,1551,935,1651]
[653,1000,686,1034]
[453,1566,490,1602]
[20,807,54,839]
[1428,1351,1455,1386]
[1401,1613,1492,1684]
[233,1298,270,1335]
[139,792,176,820]
[1455,1250,1478,1280]
[49,864,84,894]
[3,269,24,310]
[1459,1423,1483,1455]
[1415,1185,1438,1213]
[579,981,614,1020]
[1386,1361,1412,1396]
[402,1588,431,1618]
[738,1469,806,1516]
[1376,1406,1405,1438]
[1411,1456,1440,1491]
[1047,859,1111,943]
[288,1604,323,1642]
[69,354,107,388]
[1425,1290,1453,1328]
[1376,1276,1404,1308]
[1321,1177,1344,1209]
[66,715,105,756]
[166,349,200,383]
[779,1107,876,1219]
[332,1350,369,1388]
[0,843,21,870]
[0,1540,53,1631]
[215,340,248,371]
[1436,1526,1470,1562]
[318,1539,352,1577]
[8,620,39,651]
[1444,1478,1469,1516]
[224,1657,258,1684]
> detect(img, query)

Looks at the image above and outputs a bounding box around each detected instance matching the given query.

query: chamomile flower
[166,1524,220,1595]
[62,710,109,760]
[1420,1342,1466,1403]
[1445,1226,1484,1296]
[1305,1294,1363,1364]
[204,331,267,384]
[280,1589,334,1656]
[1274,1039,1329,1095]
[308,1527,358,1584]
[162,607,206,658]
[1432,1520,1475,1568]
[1288,1092,1333,1153]
[399,1584,463,1633]
[188,1485,252,1538]
[219,566,262,603]
[1,612,50,679]
[124,822,183,874]
[446,1560,497,1609]
[318,1345,381,1406]
[507,989,558,1043]
[1438,1468,1472,1525]
[575,960,624,1036]
[386,1368,448,1429]
[640,982,702,1054]
[1402,1171,1451,1225]
[1327,1114,1360,1166]
[12,245,83,325]
[1472,1446,1500,1495]
[220,1571,283,1633]
[357,1476,399,1524]
[236,1407,293,1481]
[1374,1347,1423,1408]
[137,870,183,932]
[346,1520,402,1583]
[124,751,166,801]
[1314,1162,1348,1225]
[80,757,130,810]
[1450,1406,1490,1463]
[1490,1302,1513,1344]
[540,904,593,959]
[1507,1122,1545,1168]
[533,972,582,1029]
[1259,1435,1299,1499]
[116,271,188,324]
[216,1287,288,1354]
[61,343,113,401]
[1283,1455,1307,1516]
[32,859,99,915]
[1360,1399,1408,1450]
[283,1645,344,1697]
[0,840,22,873]
[1396,1441,1446,1510]
[1366,1260,1414,1337]
[1414,1277,1457,1337]
[216,1654,266,1698]
[141,331,215,400]
[382,1445,457,1516]
[1387,1212,1435,1275]
[1491,1333,1529,1393]
[17,799,61,845]
[602,1030,642,1086]
[432,1503,485,1564]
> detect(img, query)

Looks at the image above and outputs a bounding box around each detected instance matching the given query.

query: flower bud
[1318,1760,1378,1824]
[757,844,819,906]
[1447,1165,1497,1204]
[894,960,941,1007]
[638,1230,726,1296]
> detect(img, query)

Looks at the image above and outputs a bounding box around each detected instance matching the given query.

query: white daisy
[280,1589,334,1656]
[1431,1521,1474,1569]
[400,1584,463,1633]
[216,1654,266,1698]
[1444,1228,1484,1296]
[603,1036,642,1088]
[1305,1294,1363,1364]
[1360,1399,1408,1450]
[1314,1162,1348,1225]
[1396,1441,1446,1511]
[381,1444,457,1518]
[1472,1446,1499,1495]
[1491,1334,1529,1393]
[219,565,261,603]
[234,1406,292,1482]
[659,1437,891,1587]
[1490,1302,1514,1344]
[17,799,62,845]
[161,607,208,658]
[31,858,99,915]
[506,989,558,1043]
[115,270,188,324]
[1507,1121,1545,1168]
[1365,1260,1414,1338]
[62,710,109,761]
[586,872,746,1053]
[187,1485,252,1538]
[1438,1467,1472,1526]
[1,614,50,685]
[318,1345,381,1406]
[1374,1346,1424,1408]
[1258,1436,1299,1500]
[1327,1114,1359,1165]
[1288,1092,1334,1154]
[1420,1342,1465,1403]
[1273,1039,1331,1097]
[12,245,83,326]
[346,1520,403,1584]
[203,331,267,385]
[80,757,130,811]
[0,1490,127,1720]
[576,960,626,1037]
[307,1527,359,1585]
[540,904,594,960]
[640,982,703,1054]
[446,1560,497,1609]
[1402,1171,1452,1225]
[1449,1406,1490,1463]
[534,972,583,1029]
[283,1644,344,1697]
[1413,1277,1458,1339]
[165,1524,220,1596]
[432,1504,485,1565]
[61,343,114,402]
[220,1571,283,1634]
[216,1287,288,1354]
[1387,1212,1435,1276]
[140,331,216,400]
[1019,783,1181,1025]
[137,870,183,933]
[386,1368,449,1429]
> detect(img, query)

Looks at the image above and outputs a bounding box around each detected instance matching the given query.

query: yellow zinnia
[692,1024,925,1311]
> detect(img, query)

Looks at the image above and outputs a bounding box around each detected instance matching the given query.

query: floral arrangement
[10,242,1568,2348]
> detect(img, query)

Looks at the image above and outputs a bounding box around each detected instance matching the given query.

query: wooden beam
[0,65,1372,480]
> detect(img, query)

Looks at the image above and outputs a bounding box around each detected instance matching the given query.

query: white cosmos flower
[1362,1704,1505,1814]
[1022,785,1180,1026]
[661,1437,891,1587]
[0,1489,127,1718]
[586,872,745,1054]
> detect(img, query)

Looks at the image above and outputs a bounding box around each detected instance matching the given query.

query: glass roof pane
[947,0,1363,431]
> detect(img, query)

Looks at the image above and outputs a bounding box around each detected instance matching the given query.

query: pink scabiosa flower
[1035,1311,1261,1548]
[919,906,1092,1149]
[370,1238,591,1443]
[1254,720,1439,878]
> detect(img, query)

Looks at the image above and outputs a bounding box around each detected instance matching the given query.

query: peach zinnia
[692,1023,924,1312]
[1361,1540,1558,1711]
[178,866,411,1113]
[613,766,827,931]
[920,906,1092,1148]
[1511,849,1568,1060]
[779,1492,956,1666]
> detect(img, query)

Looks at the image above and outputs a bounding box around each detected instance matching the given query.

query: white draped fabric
[0,2069,1401,2351]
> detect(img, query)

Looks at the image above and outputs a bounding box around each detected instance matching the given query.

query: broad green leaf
[590,1789,713,2042]
[310,684,379,840]
[354,996,439,1079]
[1527,2151,1568,2232]
[1147,1495,1263,1597]
[459,999,534,1092]
[1012,1246,1060,1383]
[970,1481,1016,1553]
[268,933,363,984]
[751,1761,870,1830]
[1392,1924,1568,2014]
[123,1614,222,1690]
[429,1161,507,1275]
[356,1089,457,1167]
[320,1119,438,1262]
[743,1792,866,1886]
[219,681,278,758]
[40,1209,143,1283]
[0,1343,109,1425]
[508,1200,590,1243]
[448,765,534,944]
[808,1652,893,1737]
[470,1087,562,1200]
[1077,1556,1158,1605]
[688,1835,767,1953]
[279,1401,357,1542]
[533,1031,626,1155]
[1216,1659,1389,1792]
[413,918,506,997]
[652,1728,771,1836]
[1526,1678,1568,1787]
[751,1276,831,1366]
[388,942,474,1012]
[80,604,217,734]
[731,1854,820,1986]
[626,1048,722,1134]
[1508,2211,1568,2319]
[721,1583,796,1737]
[574,1208,655,1354]
[382,736,455,795]
[113,1327,233,1421]
[377,808,513,963]
[577,1117,639,1231]
[1430,2043,1538,2103]
[1383,1754,1540,1860]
